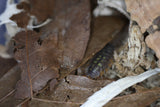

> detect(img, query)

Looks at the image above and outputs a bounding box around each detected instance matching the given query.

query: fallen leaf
[12,0,55,27]
[0,57,17,78]
[125,0,160,33]
[81,68,160,107]
[14,31,60,99]
[146,31,160,60]
[33,75,112,104]
[124,0,160,61]
[29,98,80,107]
[105,88,160,107]
[10,12,30,28]
[0,66,22,107]
[40,0,91,78]
[14,0,91,99]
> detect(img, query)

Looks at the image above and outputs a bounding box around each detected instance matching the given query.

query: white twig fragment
[81,68,160,107]
[27,18,52,29]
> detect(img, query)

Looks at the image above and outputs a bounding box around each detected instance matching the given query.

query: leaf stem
[25,29,33,99]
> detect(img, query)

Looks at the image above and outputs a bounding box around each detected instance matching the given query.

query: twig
[0,90,15,103]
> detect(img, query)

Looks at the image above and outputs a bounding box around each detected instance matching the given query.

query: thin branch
[0,90,15,103]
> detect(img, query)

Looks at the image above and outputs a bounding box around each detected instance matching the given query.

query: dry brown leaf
[28,0,55,22]
[40,0,91,79]
[33,75,112,104]
[12,0,55,27]
[146,31,160,59]
[14,0,91,99]
[125,0,160,33]
[112,24,156,78]
[29,98,80,107]
[0,57,17,78]
[14,31,60,99]
[41,0,91,69]
[28,76,160,107]
[104,88,160,107]
[0,66,22,107]
[125,0,160,65]
[10,12,30,28]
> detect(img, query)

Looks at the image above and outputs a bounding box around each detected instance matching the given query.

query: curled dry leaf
[113,24,155,77]
[14,0,91,99]
[125,0,160,33]
[10,11,30,28]
[31,75,112,107]
[104,88,160,107]
[11,0,55,27]
[127,24,146,67]
[125,0,160,66]
[30,75,160,107]
[81,68,160,107]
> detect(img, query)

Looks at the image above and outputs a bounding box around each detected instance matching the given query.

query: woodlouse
[86,23,129,78]
[87,43,114,78]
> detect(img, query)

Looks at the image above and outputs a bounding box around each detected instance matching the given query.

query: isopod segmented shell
[87,43,114,78]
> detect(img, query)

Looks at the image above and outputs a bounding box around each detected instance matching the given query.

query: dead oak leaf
[125,0,160,33]
[14,31,60,99]
[105,88,160,107]
[14,0,91,99]
[0,57,17,78]
[33,75,112,104]
[40,0,91,77]
[0,66,22,107]
[12,0,55,27]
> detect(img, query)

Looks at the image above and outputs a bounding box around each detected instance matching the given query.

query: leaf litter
[0,65,22,107]
[0,0,160,107]
[13,0,91,99]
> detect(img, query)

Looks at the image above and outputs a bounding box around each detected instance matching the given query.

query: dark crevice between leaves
[37,38,43,46]
[33,28,40,33]
[143,31,149,40]
[67,95,70,100]
[64,77,70,84]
